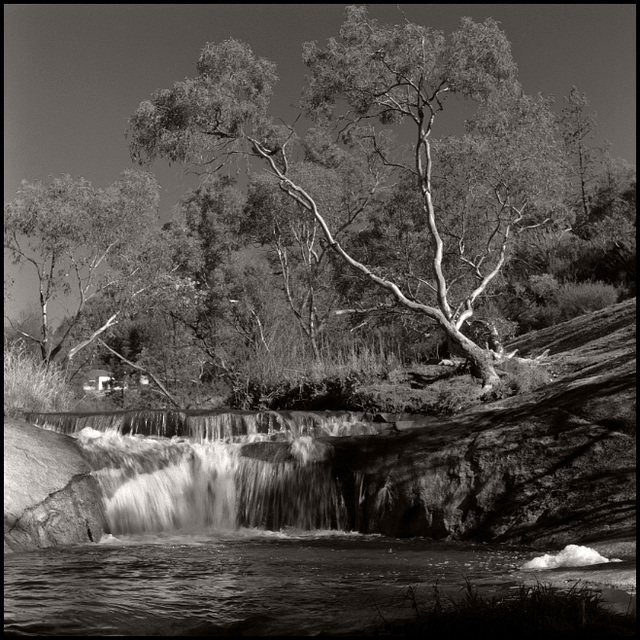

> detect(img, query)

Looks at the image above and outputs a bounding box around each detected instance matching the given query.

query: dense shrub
[516,278,620,332]
[228,375,362,411]
[554,280,621,319]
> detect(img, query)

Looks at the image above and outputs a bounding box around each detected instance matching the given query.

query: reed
[374,581,636,638]
[224,328,420,409]
[240,329,412,386]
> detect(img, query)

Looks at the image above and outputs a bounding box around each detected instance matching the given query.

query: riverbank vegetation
[373,582,636,638]
[3,341,74,418]
[4,6,635,413]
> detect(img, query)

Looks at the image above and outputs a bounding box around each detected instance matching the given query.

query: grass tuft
[3,340,75,417]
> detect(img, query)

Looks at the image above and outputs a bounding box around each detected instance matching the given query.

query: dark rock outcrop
[329,389,634,546]
[4,420,108,553]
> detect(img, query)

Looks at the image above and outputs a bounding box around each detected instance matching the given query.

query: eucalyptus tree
[65,217,216,408]
[4,170,162,365]
[127,6,567,387]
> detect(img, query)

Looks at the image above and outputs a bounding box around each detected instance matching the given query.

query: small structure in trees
[82,369,113,393]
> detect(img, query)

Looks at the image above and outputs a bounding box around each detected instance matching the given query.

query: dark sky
[4,4,637,323]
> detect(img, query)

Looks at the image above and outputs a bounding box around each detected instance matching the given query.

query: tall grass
[311,335,408,382]
[241,329,412,387]
[225,328,417,409]
[3,340,75,417]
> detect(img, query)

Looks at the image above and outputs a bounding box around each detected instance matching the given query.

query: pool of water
[10,414,622,636]
[4,531,532,636]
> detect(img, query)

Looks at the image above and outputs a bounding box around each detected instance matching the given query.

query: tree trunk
[310,333,321,361]
[249,142,503,388]
[308,309,322,361]
[442,321,501,388]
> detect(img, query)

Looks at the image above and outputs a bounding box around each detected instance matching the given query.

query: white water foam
[522,544,623,570]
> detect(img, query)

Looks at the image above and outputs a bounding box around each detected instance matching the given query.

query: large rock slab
[4,420,108,553]
[328,307,636,547]
[331,387,635,547]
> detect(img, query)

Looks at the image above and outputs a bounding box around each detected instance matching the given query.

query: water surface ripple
[5,532,530,636]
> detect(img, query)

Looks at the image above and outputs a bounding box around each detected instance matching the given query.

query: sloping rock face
[330,391,634,547]
[4,420,108,553]
[327,301,636,547]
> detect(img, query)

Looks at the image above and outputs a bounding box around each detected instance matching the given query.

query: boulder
[4,420,108,553]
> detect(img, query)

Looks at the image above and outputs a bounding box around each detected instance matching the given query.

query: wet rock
[4,420,108,553]
[332,400,635,546]
[330,302,636,547]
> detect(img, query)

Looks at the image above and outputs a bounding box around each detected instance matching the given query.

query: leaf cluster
[128,39,278,166]
[301,7,518,125]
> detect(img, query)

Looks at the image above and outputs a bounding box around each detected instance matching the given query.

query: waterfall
[25,409,379,440]
[76,428,349,535]
[41,408,383,536]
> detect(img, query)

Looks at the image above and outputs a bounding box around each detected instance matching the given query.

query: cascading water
[77,427,348,535]
[25,408,378,440]
[29,409,378,537]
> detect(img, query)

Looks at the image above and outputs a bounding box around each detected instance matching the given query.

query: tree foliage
[126,6,576,386]
[128,39,278,168]
[4,170,162,364]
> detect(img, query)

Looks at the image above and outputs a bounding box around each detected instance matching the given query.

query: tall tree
[4,170,162,364]
[172,177,274,372]
[162,178,288,391]
[127,7,567,387]
[558,86,600,227]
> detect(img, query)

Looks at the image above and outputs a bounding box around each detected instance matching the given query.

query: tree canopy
[127,6,574,386]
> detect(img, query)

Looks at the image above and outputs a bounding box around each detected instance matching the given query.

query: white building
[83,369,113,392]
